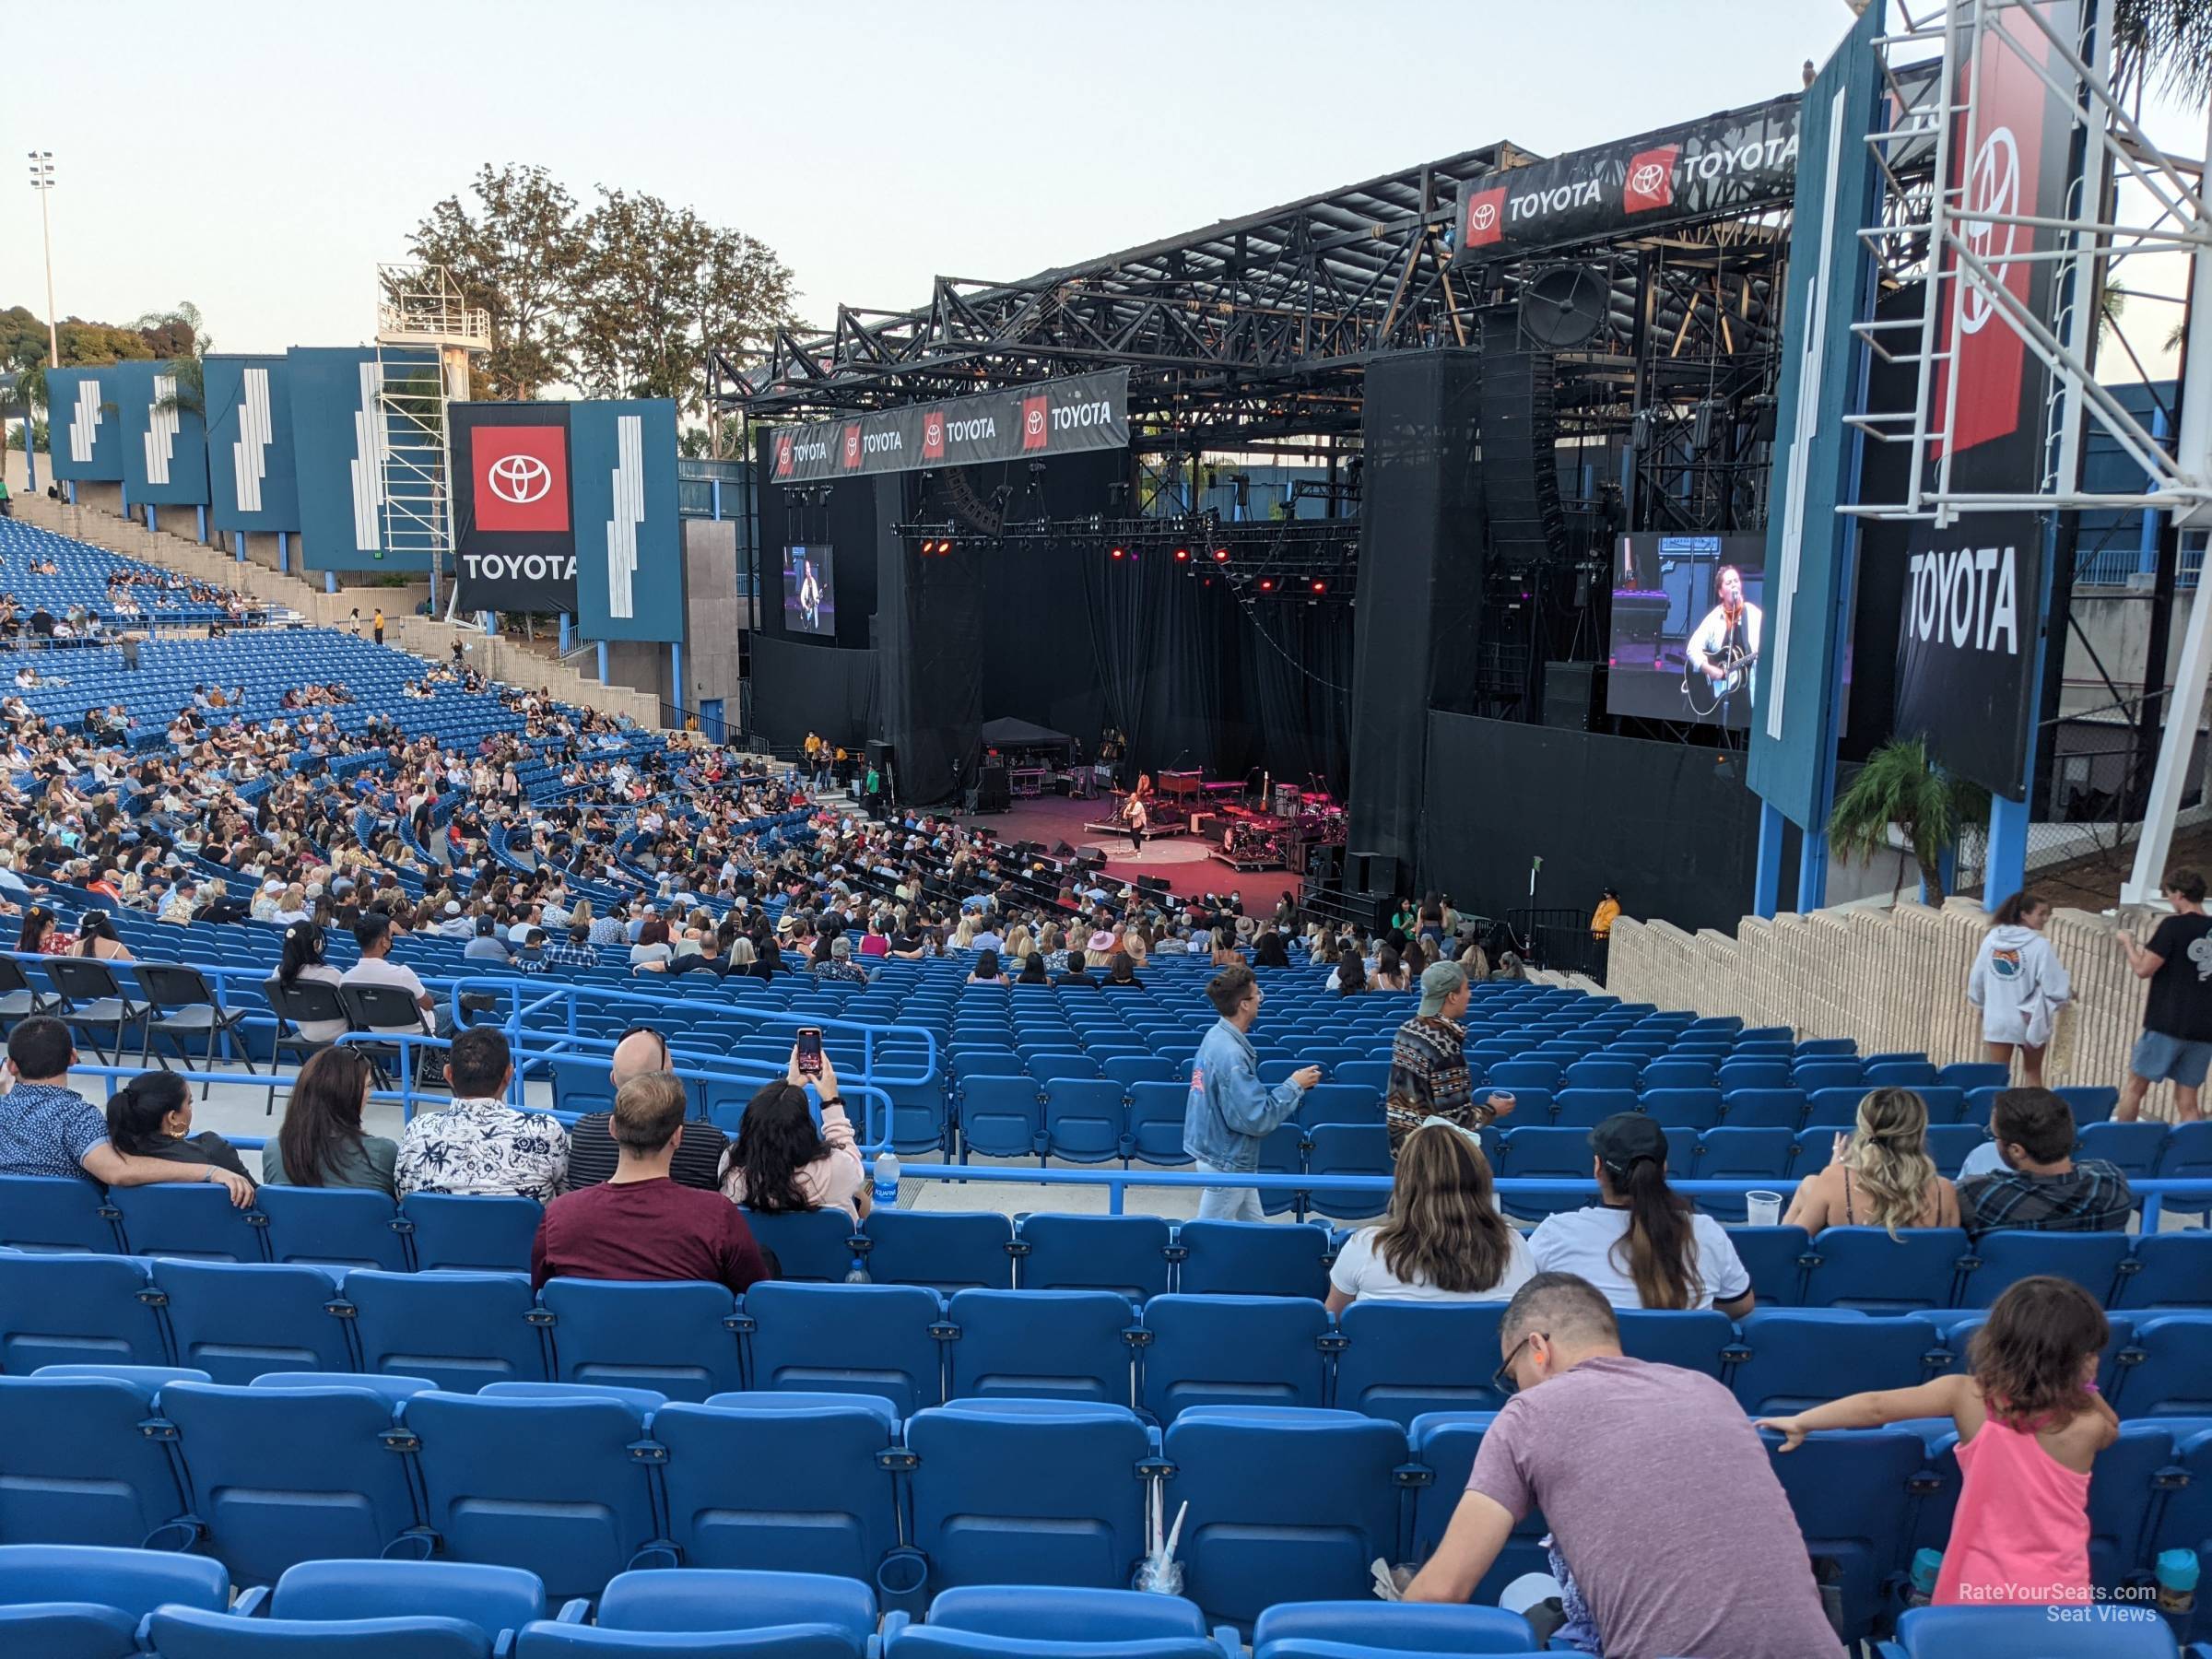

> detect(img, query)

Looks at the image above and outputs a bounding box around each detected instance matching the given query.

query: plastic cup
[1745,1190,1783,1227]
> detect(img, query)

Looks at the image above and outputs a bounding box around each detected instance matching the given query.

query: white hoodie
[1968,924,2073,1045]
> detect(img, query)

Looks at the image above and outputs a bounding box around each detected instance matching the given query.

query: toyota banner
[766,369,1132,483]
[452,402,580,614]
[1454,94,1801,260]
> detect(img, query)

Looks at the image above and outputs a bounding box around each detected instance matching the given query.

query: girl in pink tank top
[1759,1276,2119,1606]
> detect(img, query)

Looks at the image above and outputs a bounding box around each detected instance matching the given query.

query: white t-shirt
[1527,1205,1750,1310]
[342,956,434,1034]
[1329,1221,1536,1304]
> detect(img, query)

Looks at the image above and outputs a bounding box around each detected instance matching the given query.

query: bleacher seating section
[0,519,239,627]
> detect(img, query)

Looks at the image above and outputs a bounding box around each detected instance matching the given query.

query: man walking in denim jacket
[1183,963,1322,1220]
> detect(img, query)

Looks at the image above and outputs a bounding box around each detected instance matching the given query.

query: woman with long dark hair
[261,1045,397,1194]
[1968,888,2071,1088]
[276,920,350,1043]
[74,911,133,961]
[1325,1124,1533,1311]
[1334,948,1369,996]
[15,906,62,956]
[105,1069,253,1180]
[1529,1113,1755,1314]
[967,948,1008,987]
[721,1047,867,1220]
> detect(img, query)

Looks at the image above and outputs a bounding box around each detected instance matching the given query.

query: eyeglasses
[619,1023,671,1066]
[1493,1331,1547,1397]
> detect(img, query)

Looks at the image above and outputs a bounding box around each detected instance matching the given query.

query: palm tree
[2115,0,2212,107]
[133,302,208,418]
[1828,737,1992,905]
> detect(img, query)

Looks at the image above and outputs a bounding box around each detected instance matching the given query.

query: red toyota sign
[1020,394,1049,453]
[775,432,795,477]
[473,424,570,534]
[841,424,862,469]
[1623,146,1679,214]
[921,409,946,461]
[1463,186,1508,248]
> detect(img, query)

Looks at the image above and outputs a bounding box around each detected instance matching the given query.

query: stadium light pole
[27,152,58,374]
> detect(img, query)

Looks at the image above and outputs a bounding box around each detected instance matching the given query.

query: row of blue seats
[9,1247,2212,1423]
[6,1365,2208,1641]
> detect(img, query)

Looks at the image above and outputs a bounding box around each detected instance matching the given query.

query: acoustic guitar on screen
[1681,641,1759,718]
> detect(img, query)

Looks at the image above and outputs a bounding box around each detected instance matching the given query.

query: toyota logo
[1470,201,1498,232]
[488,453,551,504]
[777,436,794,469]
[1629,161,1668,197]
[925,415,943,442]
[1025,406,1045,437]
[1959,126,2020,335]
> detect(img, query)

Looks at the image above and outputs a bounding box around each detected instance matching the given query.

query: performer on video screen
[797,559,824,630]
[1686,564,1762,707]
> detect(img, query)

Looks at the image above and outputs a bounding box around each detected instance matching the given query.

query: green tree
[1828,737,1992,905]
[407,163,584,401]
[2116,0,2212,105]
[132,302,210,417]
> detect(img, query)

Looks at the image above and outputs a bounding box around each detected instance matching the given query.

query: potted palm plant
[1828,737,1991,905]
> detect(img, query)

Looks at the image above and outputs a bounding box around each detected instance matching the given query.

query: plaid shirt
[545,942,600,969]
[1386,1015,1474,1149]
[1959,1159,2133,1238]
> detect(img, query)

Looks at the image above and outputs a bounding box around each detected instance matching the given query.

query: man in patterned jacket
[395,1027,570,1202]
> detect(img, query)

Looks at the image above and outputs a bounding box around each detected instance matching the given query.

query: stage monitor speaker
[1053,841,1076,857]
[1540,661,1597,731]
[1478,304,1565,572]
[1347,851,1405,899]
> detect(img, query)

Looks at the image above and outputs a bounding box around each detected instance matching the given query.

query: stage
[950,794,1297,911]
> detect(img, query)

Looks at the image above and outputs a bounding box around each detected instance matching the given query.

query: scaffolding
[372,264,490,607]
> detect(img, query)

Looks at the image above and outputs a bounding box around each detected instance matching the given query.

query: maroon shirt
[531,1176,768,1295]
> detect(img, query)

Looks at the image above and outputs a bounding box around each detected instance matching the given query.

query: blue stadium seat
[1297,1085,1379,1135]
[1041,1079,1126,1164]
[1139,1296,1331,1421]
[1164,1407,1407,1631]
[2079,1122,2171,1178]
[1562,1058,1639,1092]
[0,1252,167,1371]
[1720,1088,1806,1129]
[253,1559,547,1644]
[107,1182,266,1263]
[959,1077,1044,1161]
[0,1542,228,1659]
[553,1567,873,1656]
[539,1279,743,1402]
[0,1372,196,1549]
[1485,1060,1560,1093]
[399,1194,542,1274]
[1924,1124,1985,1177]
[2152,1427,2212,1592]
[1406,1414,1550,1604]
[1791,1062,1865,1095]
[2112,1317,2212,1418]
[1175,1220,1332,1300]
[1728,1311,1943,1414]
[405,1389,674,1603]
[1727,1224,1811,1305]
[1800,1228,1970,1312]
[2114,1233,2212,1311]
[1865,1060,1938,1087]
[1551,1088,1637,1129]
[1802,1087,1868,1130]
[256,1187,412,1272]
[1691,1126,1796,1195]
[1125,1083,1194,1167]
[159,1380,429,1583]
[1762,1429,1936,1642]
[946,1289,1135,1406]
[1937,1062,2013,1091]
[1615,1310,1733,1376]
[740,1208,860,1282]
[1878,1603,2176,1657]
[1496,1125,1594,1180]
[1305,1125,1393,1221]
[1103,1057,1178,1089]
[1018,1214,1172,1300]
[1250,1602,1539,1656]
[909,1402,1152,1592]
[1638,1059,1715,1092]
[2155,1121,2212,1184]
[1641,1088,1723,1132]
[150,1259,355,1383]
[343,1270,549,1392]
[147,1606,498,1657]
[2088,1422,2191,1588]
[744,1282,947,1416]
[0,1174,123,1253]
[1715,1058,1790,1092]
[1959,1230,2133,1309]
[863,1210,1015,1292]
[657,1394,900,1582]
[2056,1086,2121,1126]
[1334,1300,1509,1424]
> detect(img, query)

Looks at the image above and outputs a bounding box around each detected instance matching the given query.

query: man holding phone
[1182,964,1322,1221]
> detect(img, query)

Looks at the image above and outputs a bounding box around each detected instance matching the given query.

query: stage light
[1259,578,1276,592]
[1212,547,1230,562]
[1311,579,1326,594]
[1173,547,1190,563]
[1110,547,1125,560]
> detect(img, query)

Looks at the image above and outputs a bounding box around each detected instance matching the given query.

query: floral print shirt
[394,1096,571,1202]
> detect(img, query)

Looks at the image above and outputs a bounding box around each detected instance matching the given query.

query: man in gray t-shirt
[1406,1272,1842,1659]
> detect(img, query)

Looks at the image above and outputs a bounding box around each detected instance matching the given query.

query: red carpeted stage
[950,794,1294,911]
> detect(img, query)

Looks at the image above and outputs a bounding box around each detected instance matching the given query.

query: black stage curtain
[751,632,876,750]
[1420,711,1760,932]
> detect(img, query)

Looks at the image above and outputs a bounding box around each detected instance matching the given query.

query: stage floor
[951,793,1295,911]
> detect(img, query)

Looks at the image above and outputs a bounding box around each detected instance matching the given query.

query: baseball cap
[1590,1112,1668,1178]
[1418,960,1468,1018]
[444,900,462,916]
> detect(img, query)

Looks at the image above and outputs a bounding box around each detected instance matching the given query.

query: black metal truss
[893,512,1360,600]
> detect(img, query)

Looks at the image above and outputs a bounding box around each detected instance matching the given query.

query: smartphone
[795,1027,824,1077]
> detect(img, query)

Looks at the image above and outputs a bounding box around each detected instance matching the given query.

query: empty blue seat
[146,1606,496,1657]
[1880,1603,2175,1656]
[1018,1214,1171,1300]
[1250,1601,1538,1656]
[2056,1085,2121,1126]
[344,1270,549,1392]
[909,1402,1151,1591]
[1692,1126,1796,1192]
[1715,1058,1790,1092]
[0,1253,166,1371]
[1924,1124,1986,1177]
[2079,1122,2170,1178]
[1103,1057,1178,1089]
[1562,1058,1639,1091]
[1865,1060,1938,1087]
[0,1174,123,1253]
[1641,1088,1723,1132]
[1550,1088,1637,1129]
[1041,1079,1125,1164]
[1485,1060,1560,1093]
[1496,1125,1594,1180]
[108,1184,266,1263]
[1792,1060,1865,1093]
[946,1289,1134,1406]
[1638,1059,1715,1092]
[556,1567,873,1656]
[2113,1317,2212,1417]
[1165,1407,1406,1631]
[1801,1088,1868,1130]
[0,1541,228,1659]
[1334,1300,1509,1425]
[958,1077,1043,1161]
[1727,1224,1811,1305]
[1761,1428,1928,1641]
[161,1378,430,1583]
[151,1259,354,1383]
[0,1372,196,1549]
[254,1559,547,1643]
[740,1208,860,1282]
[1305,1125,1392,1221]
[1175,1220,1331,1300]
[1615,1310,1733,1376]
[1959,1230,2132,1309]
[657,1394,900,1582]
[1140,1296,1331,1421]
[1937,1061,2012,1091]
[744,1282,947,1415]
[1801,1229,1969,1312]
[1729,1312,1942,1414]
[406,1389,672,1603]
[863,1210,1014,1292]
[256,1187,411,1272]
[2155,1121,2212,1183]
[2114,1233,2212,1311]
[540,1279,743,1402]
[1721,1088,1806,1129]
[400,1194,542,1274]
[1125,1083,1193,1167]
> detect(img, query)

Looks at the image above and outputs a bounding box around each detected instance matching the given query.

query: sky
[5,0,1905,356]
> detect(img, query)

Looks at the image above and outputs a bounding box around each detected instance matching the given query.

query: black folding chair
[0,955,61,1030]
[135,963,253,1099]
[339,983,440,1088]
[44,956,152,1066]
[259,976,356,1112]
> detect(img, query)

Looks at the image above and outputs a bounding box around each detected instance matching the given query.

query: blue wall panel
[572,398,683,641]
[287,346,436,571]
[113,359,210,507]
[205,355,300,533]
[44,366,126,482]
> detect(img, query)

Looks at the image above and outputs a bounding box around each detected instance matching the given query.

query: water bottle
[2158,1547,2198,1620]
[873,1151,900,1209]
[1906,1547,1943,1608]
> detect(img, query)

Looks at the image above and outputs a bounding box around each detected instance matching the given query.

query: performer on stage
[1685,564,1762,709]
[1123,790,1149,855]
